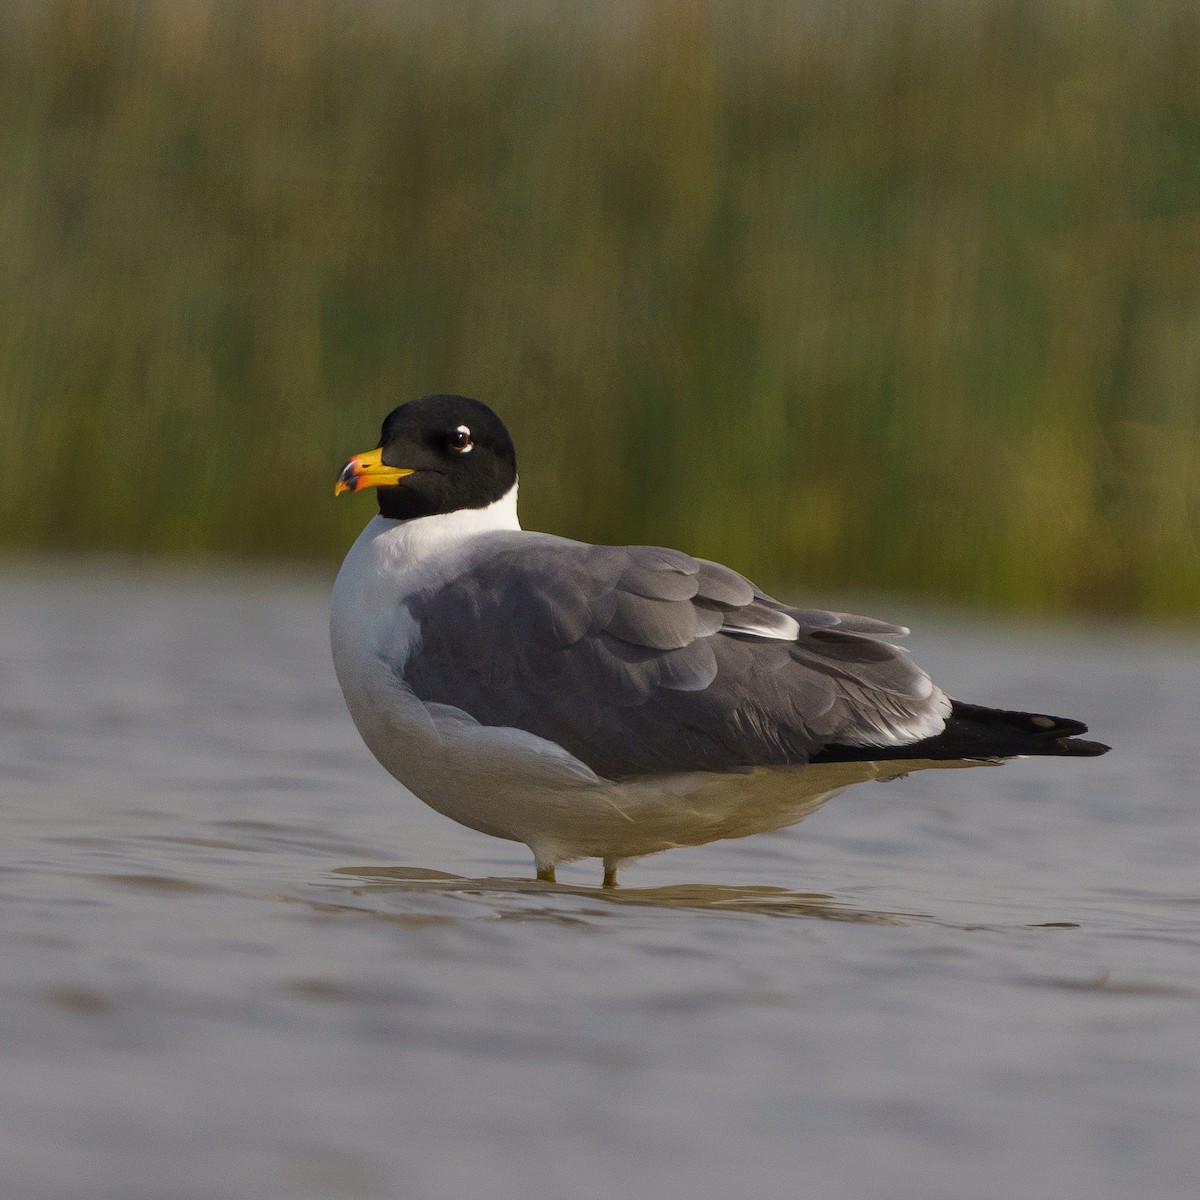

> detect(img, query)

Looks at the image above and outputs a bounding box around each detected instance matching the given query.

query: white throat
[336,480,520,601]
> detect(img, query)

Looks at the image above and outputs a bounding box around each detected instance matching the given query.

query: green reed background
[2,0,1199,614]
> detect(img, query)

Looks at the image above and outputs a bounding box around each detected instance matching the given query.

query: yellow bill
[334,448,414,495]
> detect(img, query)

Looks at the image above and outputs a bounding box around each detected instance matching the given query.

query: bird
[330,394,1109,888]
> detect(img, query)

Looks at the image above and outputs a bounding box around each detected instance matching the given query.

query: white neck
[354,480,522,577]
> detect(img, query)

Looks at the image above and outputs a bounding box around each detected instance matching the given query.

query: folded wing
[400,534,949,779]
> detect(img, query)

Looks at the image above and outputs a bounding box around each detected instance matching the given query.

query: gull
[331,394,1108,887]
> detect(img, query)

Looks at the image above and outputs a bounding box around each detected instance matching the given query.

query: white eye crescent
[449,425,473,454]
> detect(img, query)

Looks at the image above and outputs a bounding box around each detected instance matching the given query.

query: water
[1,562,1196,1200]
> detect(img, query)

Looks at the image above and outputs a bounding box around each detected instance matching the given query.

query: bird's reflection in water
[326,865,923,925]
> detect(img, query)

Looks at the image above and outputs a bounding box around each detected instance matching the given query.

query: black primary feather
[810,701,1110,763]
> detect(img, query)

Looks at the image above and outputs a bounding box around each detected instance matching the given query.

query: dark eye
[449,425,473,454]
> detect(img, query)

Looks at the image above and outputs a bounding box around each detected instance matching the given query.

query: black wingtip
[810,700,1111,765]
[947,701,1111,757]
[1051,735,1110,757]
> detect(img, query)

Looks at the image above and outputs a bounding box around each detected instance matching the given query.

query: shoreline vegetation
[2,1,1199,615]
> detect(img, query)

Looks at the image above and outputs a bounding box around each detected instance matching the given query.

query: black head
[335,394,517,520]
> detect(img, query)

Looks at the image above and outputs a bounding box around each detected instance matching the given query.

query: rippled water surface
[1,563,1197,1200]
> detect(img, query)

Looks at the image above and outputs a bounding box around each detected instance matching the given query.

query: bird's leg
[535,865,556,883]
[601,859,618,889]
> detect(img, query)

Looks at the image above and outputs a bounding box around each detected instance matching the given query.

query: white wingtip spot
[721,612,801,641]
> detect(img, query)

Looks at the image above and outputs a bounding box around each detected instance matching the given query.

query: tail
[811,700,1111,764]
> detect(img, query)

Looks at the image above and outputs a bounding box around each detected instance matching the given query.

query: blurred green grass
[2,0,1200,615]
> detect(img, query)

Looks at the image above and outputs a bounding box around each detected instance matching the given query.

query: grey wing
[401,534,949,780]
